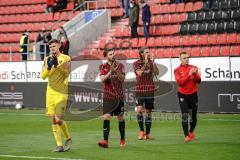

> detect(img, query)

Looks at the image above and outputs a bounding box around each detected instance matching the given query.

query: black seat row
[203,0,240,11]
[187,9,240,22]
[180,20,240,35]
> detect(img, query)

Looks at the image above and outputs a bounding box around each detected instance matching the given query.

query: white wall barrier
[0,57,239,82]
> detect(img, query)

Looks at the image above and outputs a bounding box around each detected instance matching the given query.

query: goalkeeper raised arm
[41,39,71,152]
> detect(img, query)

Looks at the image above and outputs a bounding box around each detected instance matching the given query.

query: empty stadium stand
[0,0,81,61]
[80,0,240,59]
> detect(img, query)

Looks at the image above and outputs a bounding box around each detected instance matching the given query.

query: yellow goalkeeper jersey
[41,53,71,95]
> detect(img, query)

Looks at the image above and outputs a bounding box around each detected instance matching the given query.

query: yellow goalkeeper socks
[52,124,63,146]
[60,121,71,140]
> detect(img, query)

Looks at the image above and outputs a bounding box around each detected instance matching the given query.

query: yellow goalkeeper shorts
[46,93,68,116]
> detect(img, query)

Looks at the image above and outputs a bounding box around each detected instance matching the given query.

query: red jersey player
[133,47,159,140]
[97,48,126,148]
[174,51,201,142]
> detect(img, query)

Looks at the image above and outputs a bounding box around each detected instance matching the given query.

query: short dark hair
[103,48,114,57]
[179,51,187,57]
[48,39,59,45]
[139,47,148,54]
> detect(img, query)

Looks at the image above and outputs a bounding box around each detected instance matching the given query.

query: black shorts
[136,97,154,110]
[103,98,124,116]
[178,92,198,114]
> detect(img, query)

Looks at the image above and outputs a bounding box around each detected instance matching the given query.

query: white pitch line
[0,154,85,160]
[0,113,44,116]
[1,112,240,122]
[201,118,240,122]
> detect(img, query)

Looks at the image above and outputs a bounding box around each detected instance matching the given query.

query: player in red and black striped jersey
[174,51,201,143]
[133,47,159,140]
[97,48,126,148]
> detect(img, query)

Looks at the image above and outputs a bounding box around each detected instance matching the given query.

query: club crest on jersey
[180,98,184,102]
[59,60,62,64]
[180,71,184,76]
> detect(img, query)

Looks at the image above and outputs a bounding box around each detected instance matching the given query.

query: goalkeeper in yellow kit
[41,39,71,152]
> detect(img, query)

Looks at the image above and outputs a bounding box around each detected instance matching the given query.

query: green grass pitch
[0,109,240,160]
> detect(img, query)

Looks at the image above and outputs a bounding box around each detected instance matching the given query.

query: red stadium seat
[220,46,230,56]
[169,13,179,23]
[130,38,139,48]
[149,26,154,36]
[107,0,120,8]
[170,24,180,34]
[161,0,170,3]
[138,26,144,36]
[211,46,221,56]
[156,48,165,57]
[160,4,169,14]
[237,34,240,43]
[171,36,180,47]
[198,34,208,46]
[208,34,217,45]
[96,1,106,9]
[150,5,160,14]
[176,3,185,13]
[189,35,199,46]
[184,2,194,12]
[153,26,162,36]
[146,37,155,47]
[161,25,179,35]
[12,53,21,61]
[180,35,190,47]
[163,48,173,57]
[155,37,163,47]
[98,38,107,49]
[217,34,227,45]
[119,38,131,49]
[0,54,10,61]
[162,36,171,47]
[192,1,203,11]
[161,14,170,24]
[178,13,187,23]
[168,3,176,13]
[201,46,211,56]
[230,46,240,56]
[130,49,139,58]
[149,48,156,58]
[123,27,130,37]
[191,47,201,57]
[152,15,161,24]
[116,8,124,17]
[89,1,97,9]
[138,38,147,47]
[138,15,143,25]
[114,26,123,37]
[172,47,182,57]
[227,33,237,44]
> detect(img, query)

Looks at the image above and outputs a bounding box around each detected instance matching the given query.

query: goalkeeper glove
[52,55,58,67]
[47,56,54,70]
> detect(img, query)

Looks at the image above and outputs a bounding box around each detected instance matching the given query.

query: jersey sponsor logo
[180,98,184,102]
